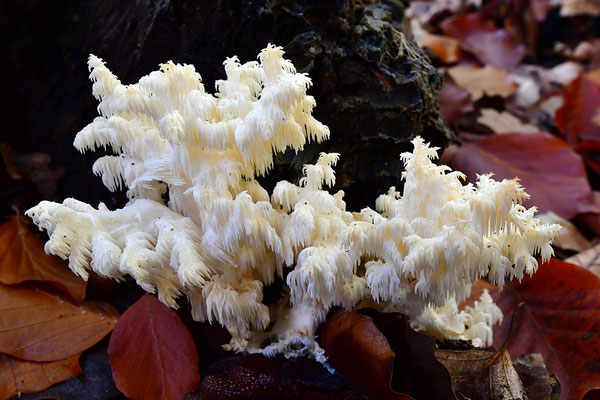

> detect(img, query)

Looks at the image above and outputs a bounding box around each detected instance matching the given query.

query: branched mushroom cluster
[27,45,560,360]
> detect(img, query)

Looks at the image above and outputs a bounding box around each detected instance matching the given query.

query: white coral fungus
[26,45,560,359]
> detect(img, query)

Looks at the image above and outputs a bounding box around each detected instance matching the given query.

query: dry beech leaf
[418,34,461,64]
[448,66,517,101]
[555,74,600,146]
[513,353,558,400]
[477,109,539,134]
[108,294,200,400]
[490,259,600,400]
[565,241,600,277]
[435,348,527,400]
[559,0,600,16]
[0,283,118,362]
[538,211,591,252]
[318,309,404,400]
[449,132,600,219]
[319,308,455,400]
[0,353,81,399]
[0,217,87,302]
[438,80,475,124]
[440,12,525,70]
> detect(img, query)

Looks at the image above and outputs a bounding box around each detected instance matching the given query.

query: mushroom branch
[26,44,561,361]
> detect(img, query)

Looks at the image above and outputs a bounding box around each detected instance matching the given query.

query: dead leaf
[440,12,496,41]
[538,211,591,252]
[439,80,475,124]
[574,139,600,175]
[491,258,600,400]
[0,217,87,302]
[318,309,404,399]
[449,132,599,219]
[418,34,462,64]
[448,65,517,101]
[108,294,200,400]
[435,348,527,400]
[588,69,600,86]
[540,95,564,119]
[0,353,81,399]
[565,240,600,277]
[513,353,559,400]
[559,0,600,16]
[184,354,362,400]
[477,109,539,134]
[0,283,118,362]
[440,12,525,70]
[319,308,455,400]
[555,74,600,146]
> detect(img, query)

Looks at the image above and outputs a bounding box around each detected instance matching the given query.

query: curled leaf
[435,348,527,400]
[319,308,455,400]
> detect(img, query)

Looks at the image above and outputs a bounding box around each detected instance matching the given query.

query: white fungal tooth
[25,44,561,362]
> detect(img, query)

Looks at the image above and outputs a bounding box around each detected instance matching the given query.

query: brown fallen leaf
[0,217,87,302]
[538,211,591,252]
[477,109,539,134]
[513,353,558,400]
[418,34,462,64]
[440,12,525,70]
[438,80,475,124]
[435,348,527,400]
[448,66,517,101]
[319,308,455,400]
[559,0,600,16]
[565,240,600,277]
[449,132,599,219]
[555,74,600,147]
[108,294,200,400]
[491,259,600,400]
[0,283,118,362]
[318,309,405,400]
[0,353,81,399]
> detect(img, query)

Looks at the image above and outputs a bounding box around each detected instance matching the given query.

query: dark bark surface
[0,0,451,212]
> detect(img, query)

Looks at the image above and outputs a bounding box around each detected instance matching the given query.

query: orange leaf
[0,217,86,302]
[491,259,600,400]
[319,308,455,399]
[555,74,600,146]
[418,34,462,64]
[108,294,200,400]
[0,283,118,362]
[449,132,600,219]
[319,309,402,400]
[0,353,81,399]
[440,12,525,70]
